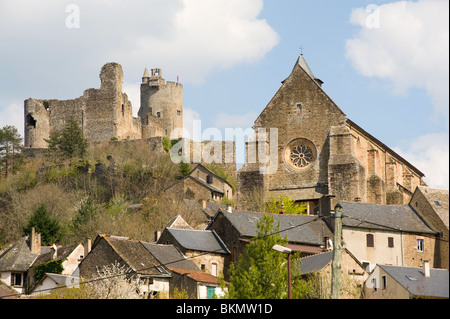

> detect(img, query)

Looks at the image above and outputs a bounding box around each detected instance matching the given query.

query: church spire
[295,54,323,87]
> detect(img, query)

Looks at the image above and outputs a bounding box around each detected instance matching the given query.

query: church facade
[237,55,427,213]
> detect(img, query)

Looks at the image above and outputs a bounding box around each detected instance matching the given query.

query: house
[165,164,233,202]
[157,227,230,277]
[334,201,439,272]
[363,262,449,299]
[27,242,86,289]
[30,273,80,297]
[78,235,172,298]
[183,199,227,223]
[410,186,449,269]
[169,268,226,299]
[207,208,333,279]
[295,249,367,299]
[0,228,41,294]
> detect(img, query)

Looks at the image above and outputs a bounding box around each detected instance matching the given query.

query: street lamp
[272,244,292,299]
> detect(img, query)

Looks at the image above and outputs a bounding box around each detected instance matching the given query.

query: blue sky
[0,0,448,188]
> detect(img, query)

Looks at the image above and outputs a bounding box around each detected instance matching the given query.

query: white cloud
[0,0,278,86]
[394,133,449,189]
[345,0,449,122]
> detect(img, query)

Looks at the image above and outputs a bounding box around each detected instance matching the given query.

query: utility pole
[331,203,343,299]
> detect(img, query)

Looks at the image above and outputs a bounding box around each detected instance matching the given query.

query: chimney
[154,231,161,242]
[84,238,92,258]
[226,204,232,213]
[423,261,430,278]
[324,236,331,251]
[50,244,58,260]
[30,227,41,255]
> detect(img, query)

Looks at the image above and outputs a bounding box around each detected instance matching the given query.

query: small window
[157,112,161,118]
[372,278,377,291]
[177,110,181,116]
[388,237,394,248]
[381,275,387,290]
[417,239,424,252]
[296,103,302,114]
[366,234,374,247]
[206,175,213,184]
[11,273,22,287]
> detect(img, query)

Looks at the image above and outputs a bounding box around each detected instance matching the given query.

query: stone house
[169,268,225,299]
[295,249,368,299]
[165,164,234,202]
[333,201,439,272]
[157,227,230,278]
[0,228,41,294]
[207,208,333,279]
[363,262,449,299]
[237,54,427,212]
[78,234,172,298]
[409,186,449,269]
[27,241,86,290]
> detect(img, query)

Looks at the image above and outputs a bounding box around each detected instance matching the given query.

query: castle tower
[139,68,183,139]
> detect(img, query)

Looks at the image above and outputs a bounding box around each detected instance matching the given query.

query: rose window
[290,145,313,168]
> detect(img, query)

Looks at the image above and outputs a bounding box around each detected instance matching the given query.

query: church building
[237,54,427,213]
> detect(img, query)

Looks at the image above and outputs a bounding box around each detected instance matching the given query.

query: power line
[2,215,328,298]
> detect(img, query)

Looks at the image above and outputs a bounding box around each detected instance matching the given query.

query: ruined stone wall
[24,63,141,147]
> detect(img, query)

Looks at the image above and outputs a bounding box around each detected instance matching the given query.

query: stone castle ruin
[24,63,182,148]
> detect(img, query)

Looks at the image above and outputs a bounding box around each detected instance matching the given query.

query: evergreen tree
[46,117,87,159]
[222,214,310,299]
[23,204,62,245]
[0,125,24,178]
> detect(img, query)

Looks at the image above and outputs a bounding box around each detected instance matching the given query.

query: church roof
[295,54,320,83]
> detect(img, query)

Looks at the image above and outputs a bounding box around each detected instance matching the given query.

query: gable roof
[164,163,232,194]
[140,242,199,272]
[210,209,332,246]
[297,251,333,275]
[0,236,38,272]
[415,186,449,229]
[338,201,437,234]
[295,248,366,275]
[165,215,194,230]
[254,54,346,127]
[98,235,169,277]
[162,228,230,254]
[169,267,224,285]
[32,243,81,267]
[378,264,449,298]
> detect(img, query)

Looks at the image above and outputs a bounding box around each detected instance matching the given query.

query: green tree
[0,125,24,178]
[265,195,307,215]
[178,161,191,179]
[23,204,62,245]
[222,214,310,299]
[46,117,87,159]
